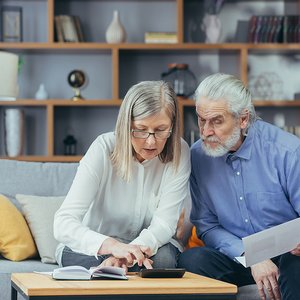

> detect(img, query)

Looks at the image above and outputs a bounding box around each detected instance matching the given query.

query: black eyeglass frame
[131,129,172,140]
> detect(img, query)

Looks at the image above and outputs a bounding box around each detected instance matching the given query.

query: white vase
[35,83,48,100]
[202,14,221,44]
[105,10,126,44]
[4,108,24,157]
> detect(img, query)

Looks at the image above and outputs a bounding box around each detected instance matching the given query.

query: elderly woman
[54,80,190,271]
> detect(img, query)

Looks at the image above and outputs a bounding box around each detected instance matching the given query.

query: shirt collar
[226,123,255,161]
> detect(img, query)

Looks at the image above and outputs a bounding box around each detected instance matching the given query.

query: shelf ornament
[35,84,48,100]
[105,10,126,44]
[161,63,197,98]
[0,51,19,100]
[67,70,86,101]
[4,108,24,157]
[202,0,225,43]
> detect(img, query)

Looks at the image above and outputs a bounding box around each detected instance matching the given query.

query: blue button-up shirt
[190,120,300,259]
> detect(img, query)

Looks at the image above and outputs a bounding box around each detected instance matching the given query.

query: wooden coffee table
[11,272,237,300]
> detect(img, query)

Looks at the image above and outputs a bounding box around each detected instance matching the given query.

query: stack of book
[55,15,84,42]
[144,32,177,44]
[248,15,300,43]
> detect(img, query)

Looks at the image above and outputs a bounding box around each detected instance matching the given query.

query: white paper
[34,271,53,275]
[235,218,300,267]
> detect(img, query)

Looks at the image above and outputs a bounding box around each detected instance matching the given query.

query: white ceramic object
[202,14,221,44]
[0,51,19,100]
[35,84,48,100]
[105,10,126,44]
[4,108,24,157]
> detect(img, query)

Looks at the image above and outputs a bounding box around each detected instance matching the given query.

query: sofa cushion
[16,194,65,264]
[0,159,78,210]
[0,194,37,261]
[186,226,204,249]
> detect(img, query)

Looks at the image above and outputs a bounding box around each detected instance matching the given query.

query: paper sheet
[34,271,53,275]
[235,218,300,267]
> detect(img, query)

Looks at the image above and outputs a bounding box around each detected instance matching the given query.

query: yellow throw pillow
[0,194,37,261]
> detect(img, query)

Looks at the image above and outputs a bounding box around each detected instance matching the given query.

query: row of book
[55,15,84,42]
[248,15,300,43]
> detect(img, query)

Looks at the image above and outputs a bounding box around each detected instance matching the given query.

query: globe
[68,70,85,88]
[67,70,86,101]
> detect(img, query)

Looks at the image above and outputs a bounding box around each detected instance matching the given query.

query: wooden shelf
[2,156,82,162]
[0,99,122,106]
[253,100,300,107]
[3,42,300,51]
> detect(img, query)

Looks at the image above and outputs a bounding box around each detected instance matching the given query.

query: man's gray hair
[195,73,256,131]
[111,80,181,181]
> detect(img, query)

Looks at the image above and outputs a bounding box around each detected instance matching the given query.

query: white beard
[201,126,242,157]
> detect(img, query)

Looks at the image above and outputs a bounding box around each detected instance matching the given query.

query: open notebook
[52,265,128,280]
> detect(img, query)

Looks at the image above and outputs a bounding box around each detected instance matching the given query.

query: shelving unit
[0,0,300,161]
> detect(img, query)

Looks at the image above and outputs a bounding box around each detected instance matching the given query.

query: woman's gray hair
[111,80,181,181]
[195,73,256,133]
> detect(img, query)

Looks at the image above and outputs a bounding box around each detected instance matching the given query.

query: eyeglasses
[131,129,172,140]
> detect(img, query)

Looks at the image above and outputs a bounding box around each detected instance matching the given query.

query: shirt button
[239,196,243,200]
[236,172,240,175]
[245,219,248,223]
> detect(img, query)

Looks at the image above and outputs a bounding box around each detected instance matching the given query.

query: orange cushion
[186,226,204,249]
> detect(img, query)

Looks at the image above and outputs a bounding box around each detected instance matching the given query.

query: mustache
[201,135,231,151]
[201,135,220,143]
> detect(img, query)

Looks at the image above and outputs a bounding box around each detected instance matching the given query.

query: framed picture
[1,6,23,42]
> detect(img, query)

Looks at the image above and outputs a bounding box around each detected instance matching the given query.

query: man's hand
[290,243,300,256]
[98,238,152,267]
[250,259,280,300]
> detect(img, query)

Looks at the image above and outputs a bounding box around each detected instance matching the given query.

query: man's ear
[240,110,250,130]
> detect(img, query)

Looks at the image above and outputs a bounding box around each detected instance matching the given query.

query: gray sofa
[0,159,259,300]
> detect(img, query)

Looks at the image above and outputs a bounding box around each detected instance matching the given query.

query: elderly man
[179,73,300,300]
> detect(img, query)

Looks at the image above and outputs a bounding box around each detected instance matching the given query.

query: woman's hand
[99,257,128,271]
[290,243,300,256]
[250,259,280,300]
[98,238,152,267]
[99,256,153,272]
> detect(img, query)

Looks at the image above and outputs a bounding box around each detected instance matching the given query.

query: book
[54,16,64,42]
[73,15,84,42]
[52,265,128,280]
[59,15,79,42]
[144,32,178,44]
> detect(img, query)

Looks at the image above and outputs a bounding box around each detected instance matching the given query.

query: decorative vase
[202,14,221,44]
[4,108,24,157]
[35,83,48,100]
[105,10,126,44]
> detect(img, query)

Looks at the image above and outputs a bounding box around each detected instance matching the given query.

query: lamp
[0,51,19,100]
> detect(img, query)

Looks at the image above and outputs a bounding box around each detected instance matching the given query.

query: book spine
[248,15,257,43]
[73,16,84,42]
[55,16,64,42]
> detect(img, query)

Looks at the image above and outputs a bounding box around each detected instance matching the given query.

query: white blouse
[54,132,191,264]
